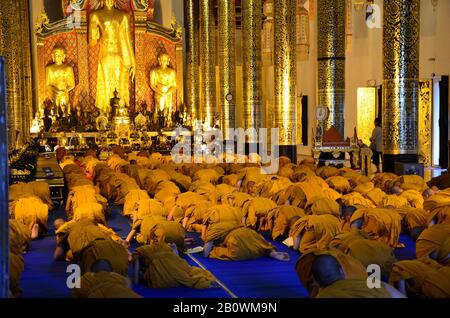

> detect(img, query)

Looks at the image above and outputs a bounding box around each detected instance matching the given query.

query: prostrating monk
[326,176,351,194]
[107,153,129,172]
[372,172,399,192]
[242,197,278,230]
[427,170,450,190]
[274,182,322,208]
[188,180,216,198]
[154,180,181,198]
[364,187,387,207]
[72,260,141,298]
[398,189,424,209]
[266,205,306,241]
[338,196,374,232]
[289,215,342,253]
[193,168,222,185]
[65,184,108,221]
[315,166,340,179]
[142,169,171,195]
[395,207,428,240]
[182,201,212,232]
[257,176,292,199]
[380,194,410,209]
[227,191,252,209]
[9,252,25,298]
[13,196,49,239]
[349,208,403,248]
[295,249,368,297]
[415,224,450,263]
[54,219,125,262]
[123,189,151,218]
[202,221,289,262]
[427,205,450,226]
[310,254,403,298]
[94,164,118,198]
[422,189,450,226]
[132,242,216,289]
[209,183,238,205]
[72,202,107,225]
[9,181,54,211]
[389,259,450,298]
[112,173,141,205]
[129,214,186,251]
[337,237,396,280]
[79,238,130,276]
[10,219,31,254]
[306,197,340,217]
[395,175,428,193]
[237,167,266,195]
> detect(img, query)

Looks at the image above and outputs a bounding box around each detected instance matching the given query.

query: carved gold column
[0,0,33,150]
[418,80,432,167]
[383,0,420,172]
[199,0,216,127]
[185,0,200,121]
[274,0,297,163]
[262,0,274,66]
[242,0,262,145]
[317,0,346,137]
[218,0,237,141]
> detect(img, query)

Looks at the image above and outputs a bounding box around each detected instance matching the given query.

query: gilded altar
[312,126,360,168]
[34,0,183,124]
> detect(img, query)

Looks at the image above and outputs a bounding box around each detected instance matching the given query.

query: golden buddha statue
[150,53,177,127]
[45,48,75,116]
[89,0,136,117]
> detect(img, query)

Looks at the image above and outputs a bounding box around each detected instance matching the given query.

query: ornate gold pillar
[199,0,216,127]
[418,80,432,167]
[0,0,33,150]
[218,0,237,141]
[317,0,346,137]
[262,0,274,66]
[383,0,420,172]
[185,0,200,121]
[242,0,262,145]
[274,0,297,163]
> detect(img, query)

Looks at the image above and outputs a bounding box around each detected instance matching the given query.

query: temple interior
[0,0,450,300]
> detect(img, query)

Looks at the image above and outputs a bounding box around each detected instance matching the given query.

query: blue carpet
[19,204,417,298]
[394,234,417,261]
[185,234,309,298]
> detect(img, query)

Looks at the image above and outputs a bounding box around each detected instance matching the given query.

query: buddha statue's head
[52,48,66,65]
[103,0,116,9]
[158,53,170,68]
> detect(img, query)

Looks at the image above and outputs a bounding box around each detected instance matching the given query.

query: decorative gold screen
[357,87,376,146]
[419,80,432,166]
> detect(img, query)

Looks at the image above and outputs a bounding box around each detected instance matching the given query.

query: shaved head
[91,259,113,273]
[311,254,345,288]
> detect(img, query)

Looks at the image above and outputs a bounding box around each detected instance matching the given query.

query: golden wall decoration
[274,0,298,146]
[218,0,237,140]
[382,0,420,155]
[185,0,199,121]
[199,0,217,127]
[418,80,432,166]
[242,0,263,141]
[317,0,346,138]
[0,0,33,149]
[296,0,310,61]
[357,87,376,146]
[35,2,181,115]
